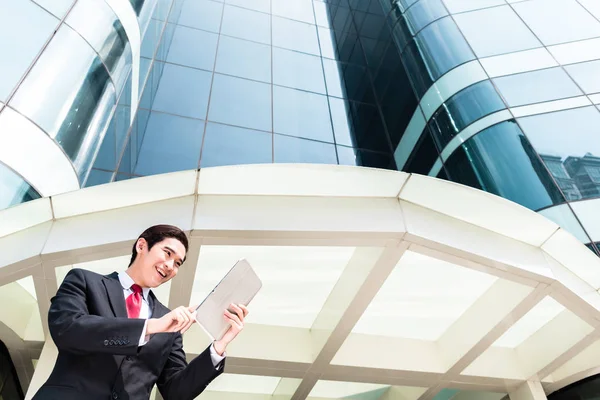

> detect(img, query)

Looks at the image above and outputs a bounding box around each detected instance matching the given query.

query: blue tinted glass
[414,17,475,81]
[313,1,330,27]
[329,97,354,147]
[272,16,320,55]
[337,146,394,169]
[0,0,58,100]
[405,0,448,34]
[152,63,212,119]
[403,127,439,174]
[139,57,152,92]
[274,135,337,164]
[167,25,218,70]
[134,112,204,175]
[566,60,600,94]
[227,0,270,13]
[429,81,506,149]
[221,5,271,44]
[273,48,326,94]
[444,121,565,210]
[200,122,272,167]
[141,19,164,59]
[208,74,272,131]
[0,162,41,210]
[273,86,334,142]
[85,169,113,187]
[215,35,271,83]
[494,68,583,107]
[322,59,346,98]
[177,0,223,33]
[347,102,390,152]
[318,27,337,59]
[94,117,116,171]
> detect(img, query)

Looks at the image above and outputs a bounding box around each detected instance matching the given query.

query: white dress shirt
[118,272,225,367]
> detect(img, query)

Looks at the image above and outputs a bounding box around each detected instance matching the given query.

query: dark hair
[128,224,189,267]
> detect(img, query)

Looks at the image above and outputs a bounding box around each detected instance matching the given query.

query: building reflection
[541,153,600,200]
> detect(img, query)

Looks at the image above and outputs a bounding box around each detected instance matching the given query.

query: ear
[136,238,148,253]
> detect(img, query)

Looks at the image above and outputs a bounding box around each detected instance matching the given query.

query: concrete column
[24,338,57,400]
[509,381,547,400]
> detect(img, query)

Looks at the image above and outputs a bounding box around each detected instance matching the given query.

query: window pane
[134,112,203,175]
[273,48,326,94]
[518,106,600,201]
[318,27,337,59]
[347,102,390,152]
[272,0,315,24]
[215,36,271,83]
[226,0,270,13]
[273,86,334,142]
[140,19,164,59]
[429,81,506,149]
[513,0,600,46]
[10,25,116,180]
[538,204,591,243]
[0,162,40,210]
[403,127,438,174]
[208,74,272,131]
[274,135,337,164]
[200,122,272,167]
[0,0,57,100]
[572,198,600,243]
[405,0,448,34]
[33,0,74,18]
[152,63,212,119]
[444,121,565,211]
[313,1,331,27]
[85,169,114,187]
[221,5,271,44]
[166,25,218,70]
[322,59,346,98]
[337,146,394,169]
[493,68,582,107]
[178,0,223,33]
[565,60,600,95]
[272,16,320,56]
[453,6,541,58]
[329,97,353,147]
[442,0,504,13]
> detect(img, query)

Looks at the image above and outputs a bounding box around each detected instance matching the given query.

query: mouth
[155,267,167,279]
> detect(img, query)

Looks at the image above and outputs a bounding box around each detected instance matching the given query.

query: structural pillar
[24,338,57,400]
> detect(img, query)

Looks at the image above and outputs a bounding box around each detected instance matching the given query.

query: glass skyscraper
[2,0,600,398]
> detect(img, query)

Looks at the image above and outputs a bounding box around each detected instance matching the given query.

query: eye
[164,249,171,256]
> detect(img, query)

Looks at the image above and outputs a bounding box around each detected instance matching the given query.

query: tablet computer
[195,258,262,340]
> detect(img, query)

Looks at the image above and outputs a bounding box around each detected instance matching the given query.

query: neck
[126,262,147,288]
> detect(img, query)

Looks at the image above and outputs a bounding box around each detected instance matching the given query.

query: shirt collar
[118,271,151,301]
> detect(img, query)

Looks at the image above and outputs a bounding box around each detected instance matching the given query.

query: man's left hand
[213,303,248,355]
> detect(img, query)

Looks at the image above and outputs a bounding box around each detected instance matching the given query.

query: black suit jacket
[33,268,224,400]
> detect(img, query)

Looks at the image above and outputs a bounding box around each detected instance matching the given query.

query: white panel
[480,48,558,78]
[309,381,390,398]
[0,108,79,195]
[440,110,512,161]
[43,196,195,255]
[571,198,600,242]
[52,170,197,218]
[198,164,408,198]
[0,198,52,238]
[420,61,488,120]
[0,222,51,268]
[104,0,140,122]
[400,174,558,247]
[548,37,600,65]
[511,96,592,118]
[394,109,427,170]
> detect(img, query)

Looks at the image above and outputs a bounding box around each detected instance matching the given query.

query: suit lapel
[102,272,128,318]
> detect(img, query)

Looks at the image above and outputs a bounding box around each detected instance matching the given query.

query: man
[33,224,248,400]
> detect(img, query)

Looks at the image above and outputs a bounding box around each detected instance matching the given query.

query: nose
[165,259,175,271]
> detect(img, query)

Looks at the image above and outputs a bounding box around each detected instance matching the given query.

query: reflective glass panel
[518,106,600,201]
[493,68,583,107]
[337,146,394,169]
[134,112,204,175]
[322,59,346,98]
[405,0,448,34]
[453,6,541,58]
[0,0,57,100]
[442,0,504,13]
[403,127,438,174]
[226,0,270,13]
[274,134,337,164]
[85,169,113,187]
[66,0,132,91]
[33,0,74,18]
[141,19,164,59]
[538,204,591,243]
[513,0,600,46]
[348,102,390,152]
[272,16,320,56]
[429,81,506,149]
[208,74,272,131]
[215,36,271,83]
[444,121,565,211]
[565,61,600,95]
[151,63,212,119]
[200,122,272,167]
[273,48,326,94]
[329,97,354,147]
[318,27,337,59]
[10,25,116,180]
[166,25,218,70]
[0,162,41,210]
[272,0,315,24]
[178,0,223,33]
[221,5,271,44]
[313,1,331,27]
[273,86,334,142]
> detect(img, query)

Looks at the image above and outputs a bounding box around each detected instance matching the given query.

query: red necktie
[126,284,142,318]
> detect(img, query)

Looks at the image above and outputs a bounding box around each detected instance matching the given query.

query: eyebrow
[164,246,183,264]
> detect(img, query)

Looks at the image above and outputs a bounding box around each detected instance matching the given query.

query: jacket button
[125,356,131,361]
[104,340,109,346]
[109,340,115,346]
[112,392,118,399]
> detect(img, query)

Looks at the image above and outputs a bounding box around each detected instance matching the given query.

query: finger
[238,304,249,318]
[174,309,189,331]
[188,304,198,313]
[229,304,245,320]
[224,314,243,330]
[224,310,243,327]
[181,310,196,333]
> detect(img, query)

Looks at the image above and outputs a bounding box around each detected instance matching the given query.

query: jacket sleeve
[157,337,224,400]
[48,268,146,356]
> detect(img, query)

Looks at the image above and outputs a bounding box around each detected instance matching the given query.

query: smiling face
[130,237,187,288]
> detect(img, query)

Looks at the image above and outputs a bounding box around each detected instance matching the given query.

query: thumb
[188,304,198,312]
